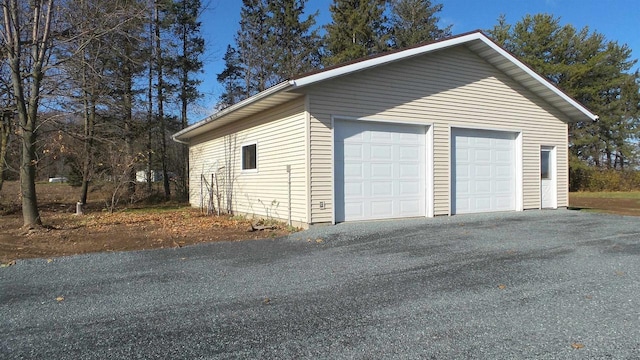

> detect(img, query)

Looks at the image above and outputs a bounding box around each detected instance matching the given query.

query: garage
[335,120,426,222]
[452,128,518,214]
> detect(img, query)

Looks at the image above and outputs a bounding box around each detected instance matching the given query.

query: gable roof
[174,31,597,142]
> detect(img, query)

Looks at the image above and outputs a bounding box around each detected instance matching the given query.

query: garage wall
[189,98,308,225]
[306,45,569,223]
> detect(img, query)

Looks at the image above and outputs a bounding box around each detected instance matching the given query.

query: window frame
[540,148,551,180]
[241,142,258,173]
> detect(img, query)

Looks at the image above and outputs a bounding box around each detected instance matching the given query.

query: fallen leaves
[1,259,16,267]
[1,207,294,260]
[571,342,585,349]
[497,284,507,290]
[55,296,64,302]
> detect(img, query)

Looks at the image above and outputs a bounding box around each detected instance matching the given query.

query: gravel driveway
[2,210,639,359]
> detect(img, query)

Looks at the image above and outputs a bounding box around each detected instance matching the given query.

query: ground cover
[569,191,640,216]
[2,181,639,263]
[0,181,293,263]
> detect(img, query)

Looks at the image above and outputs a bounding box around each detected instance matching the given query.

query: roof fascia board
[478,36,598,121]
[290,32,485,88]
[173,81,292,141]
[291,31,597,121]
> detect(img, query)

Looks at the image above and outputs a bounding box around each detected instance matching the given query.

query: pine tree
[217,45,244,108]
[267,0,320,80]
[488,14,640,169]
[219,0,319,105]
[236,0,271,97]
[323,0,390,66]
[389,0,451,49]
[167,0,204,199]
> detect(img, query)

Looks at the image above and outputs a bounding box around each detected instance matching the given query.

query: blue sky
[195,0,639,115]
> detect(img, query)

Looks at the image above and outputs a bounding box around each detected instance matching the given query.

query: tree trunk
[179,20,189,201]
[3,0,53,227]
[0,113,10,193]
[123,52,136,198]
[79,98,95,205]
[155,1,170,200]
[20,120,41,227]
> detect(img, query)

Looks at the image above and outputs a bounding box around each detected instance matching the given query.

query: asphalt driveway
[1,210,639,359]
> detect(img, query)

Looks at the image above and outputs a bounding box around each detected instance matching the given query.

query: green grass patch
[570,191,640,199]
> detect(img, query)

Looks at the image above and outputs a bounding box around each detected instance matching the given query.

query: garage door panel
[370,131,393,141]
[456,148,470,161]
[371,163,392,177]
[475,165,491,177]
[474,149,491,161]
[344,163,363,177]
[344,182,363,197]
[344,144,363,159]
[475,179,491,192]
[371,181,392,196]
[371,145,392,159]
[399,163,419,177]
[335,120,426,222]
[399,145,419,160]
[371,201,393,216]
[453,128,516,214]
[474,197,492,211]
[400,181,420,195]
[344,202,364,218]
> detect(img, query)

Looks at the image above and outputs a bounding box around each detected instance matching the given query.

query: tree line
[219,1,639,175]
[1,0,204,227]
[2,0,639,228]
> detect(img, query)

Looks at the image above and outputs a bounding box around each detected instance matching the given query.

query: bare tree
[1,0,55,228]
[0,61,14,192]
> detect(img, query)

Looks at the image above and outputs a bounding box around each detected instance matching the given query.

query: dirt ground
[0,181,293,263]
[2,181,639,264]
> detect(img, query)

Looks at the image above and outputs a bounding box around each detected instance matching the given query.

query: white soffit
[174,32,597,142]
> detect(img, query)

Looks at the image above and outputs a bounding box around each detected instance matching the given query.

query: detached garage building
[173,31,597,227]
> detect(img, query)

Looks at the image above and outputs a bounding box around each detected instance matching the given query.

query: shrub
[570,167,640,192]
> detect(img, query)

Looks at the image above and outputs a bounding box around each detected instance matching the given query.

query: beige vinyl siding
[189,98,308,225]
[307,45,570,223]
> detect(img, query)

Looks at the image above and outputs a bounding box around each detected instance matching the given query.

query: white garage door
[335,120,426,222]
[452,128,516,214]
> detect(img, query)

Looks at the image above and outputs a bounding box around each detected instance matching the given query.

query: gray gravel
[1,209,640,359]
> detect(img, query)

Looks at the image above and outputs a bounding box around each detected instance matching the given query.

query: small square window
[242,143,257,170]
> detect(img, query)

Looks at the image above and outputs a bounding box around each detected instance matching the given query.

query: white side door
[540,147,556,208]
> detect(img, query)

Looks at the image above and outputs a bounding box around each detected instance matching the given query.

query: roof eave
[477,35,598,122]
[172,81,294,142]
[291,32,487,88]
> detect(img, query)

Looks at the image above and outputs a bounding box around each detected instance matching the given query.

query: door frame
[540,145,557,209]
[449,125,523,215]
[331,116,434,224]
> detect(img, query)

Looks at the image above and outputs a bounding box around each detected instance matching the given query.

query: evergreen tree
[323,0,390,66]
[267,0,321,79]
[236,0,271,97]
[167,0,204,199]
[217,45,244,108]
[389,0,451,49]
[219,0,319,105]
[488,14,640,169]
